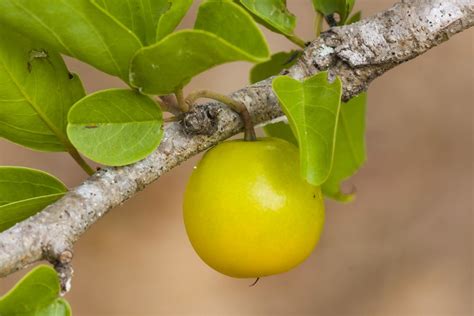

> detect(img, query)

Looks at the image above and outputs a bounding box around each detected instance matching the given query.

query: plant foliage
[0,0,369,312]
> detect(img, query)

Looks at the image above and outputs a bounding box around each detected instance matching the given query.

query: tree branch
[0,0,472,279]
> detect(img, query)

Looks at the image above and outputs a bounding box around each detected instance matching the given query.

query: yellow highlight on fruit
[183,137,325,278]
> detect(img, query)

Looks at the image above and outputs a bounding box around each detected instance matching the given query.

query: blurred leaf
[250,50,301,83]
[0,194,65,233]
[67,89,164,166]
[93,0,170,45]
[253,51,301,146]
[156,0,193,41]
[311,0,355,24]
[263,122,297,146]
[239,0,296,36]
[272,72,342,185]
[250,51,301,146]
[0,167,67,207]
[0,167,67,232]
[36,299,71,316]
[266,93,368,202]
[345,10,361,25]
[0,29,85,152]
[0,0,142,80]
[131,0,269,94]
[0,265,71,316]
[194,1,269,60]
[322,93,367,202]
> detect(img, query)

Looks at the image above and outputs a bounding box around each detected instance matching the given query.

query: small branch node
[54,262,74,295]
[182,104,220,136]
[50,249,75,295]
[58,249,73,265]
[184,90,256,141]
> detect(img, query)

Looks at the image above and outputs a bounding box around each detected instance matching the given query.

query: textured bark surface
[0,0,472,281]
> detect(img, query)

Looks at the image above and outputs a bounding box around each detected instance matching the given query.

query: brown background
[0,1,472,315]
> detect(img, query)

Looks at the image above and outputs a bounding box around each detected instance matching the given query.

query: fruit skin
[183,137,325,278]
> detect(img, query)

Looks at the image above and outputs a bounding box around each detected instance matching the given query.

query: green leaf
[0,29,85,152]
[264,94,368,202]
[0,167,67,232]
[0,195,65,233]
[93,0,167,45]
[194,0,269,62]
[94,0,192,44]
[322,93,367,201]
[239,0,296,36]
[311,0,355,24]
[250,50,301,83]
[0,167,66,207]
[0,0,142,80]
[263,121,297,146]
[272,72,342,185]
[0,265,70,316]
[156,0,193,41]
[345,11,361,25]
[253,53,302,147]
[67,89,164,166]
[36,299,71,316]
[131,0,269,95]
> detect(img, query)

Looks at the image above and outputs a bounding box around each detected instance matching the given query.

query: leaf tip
[326,184,357,203]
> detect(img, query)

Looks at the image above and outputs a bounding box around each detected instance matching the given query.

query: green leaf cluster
[130,0,270,94]
[0,265,70,316]
[0,0,192,168]
[0,0,313,172]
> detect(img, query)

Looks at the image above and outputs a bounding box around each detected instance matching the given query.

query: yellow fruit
[183,137,325,278]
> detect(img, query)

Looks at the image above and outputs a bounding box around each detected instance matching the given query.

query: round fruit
[183,137,325,278]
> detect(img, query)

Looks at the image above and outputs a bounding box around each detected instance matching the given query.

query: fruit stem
[185,90,256,141]
[249,277,260,287]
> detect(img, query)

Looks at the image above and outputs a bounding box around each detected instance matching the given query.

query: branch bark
[0,0,472,279]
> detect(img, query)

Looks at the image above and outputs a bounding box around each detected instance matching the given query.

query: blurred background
[0,1,472,315]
